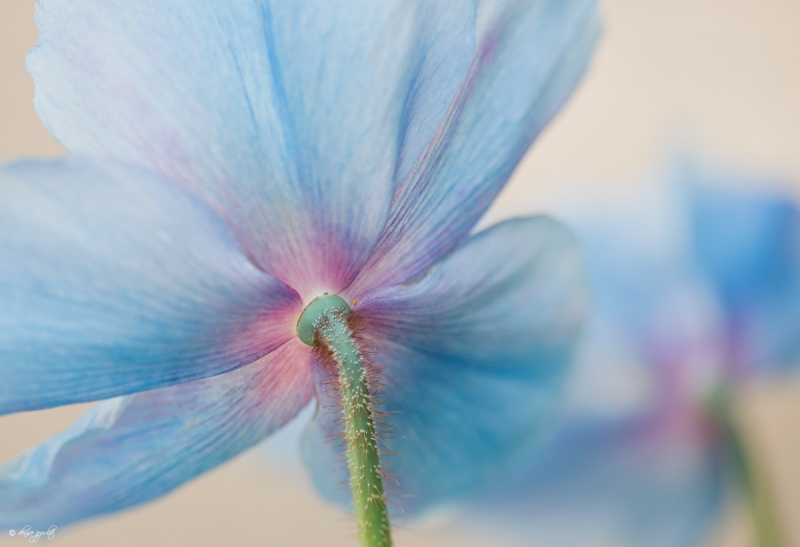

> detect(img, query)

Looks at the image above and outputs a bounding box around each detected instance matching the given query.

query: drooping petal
[0,339,314,529]
[348,0,602,296]
[458,411,726,547]
[0,158,300,414]
[303,216,587,514]
[28,0,425,298]
[689,180,800,373]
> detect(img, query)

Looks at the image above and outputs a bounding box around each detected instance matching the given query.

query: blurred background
[1,1,798,545]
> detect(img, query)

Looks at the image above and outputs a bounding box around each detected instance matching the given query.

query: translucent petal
[28,0,427,297]
[348,0,601,296]
[0,340,313,529]
[303,216,587,513]
[29,0,600,299]
[0,158,300,414]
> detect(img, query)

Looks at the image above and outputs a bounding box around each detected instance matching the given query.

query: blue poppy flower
[457,163,800,547]
[0,0,601,530]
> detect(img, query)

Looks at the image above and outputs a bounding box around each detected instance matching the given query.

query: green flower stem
[297,295,392,547]
[725,414,784,547]
[710,389,785,547]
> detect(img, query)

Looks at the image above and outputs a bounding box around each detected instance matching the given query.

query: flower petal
[28,0,426,298]
[30,1,600,299]
[0,340,313,529]
[303,216,587,513]
[0,158,301,414]
[348,0,602,296]
[689,180,800,372]
[459,412,726,547]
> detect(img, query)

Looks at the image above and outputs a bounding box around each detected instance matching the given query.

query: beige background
[1,1,799,546]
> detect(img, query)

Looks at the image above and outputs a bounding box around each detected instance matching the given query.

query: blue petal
[303,216,587,514]
[460,409,727,547]
[28,0,600,300]
[689,180,800,371]
[28,0,422,298]
[349,0,602,295]
[0,339,314,529]
[0,158,301,414]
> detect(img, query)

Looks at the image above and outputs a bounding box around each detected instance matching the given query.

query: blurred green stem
[711,389,784,547]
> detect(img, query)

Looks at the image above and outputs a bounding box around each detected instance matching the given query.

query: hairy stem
[298,295,392,547]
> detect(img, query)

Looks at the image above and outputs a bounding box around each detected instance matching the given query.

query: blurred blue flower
[459,162,800,547]
[0,0,600,529]
[690,173,800,375]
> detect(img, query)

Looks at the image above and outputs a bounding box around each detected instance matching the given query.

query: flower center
[296,294,351,346]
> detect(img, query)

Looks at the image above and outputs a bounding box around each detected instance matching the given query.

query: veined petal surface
[28,0,422,298]
[0,340,314,529]
[29,0,600,299]
[303,216,587,513]
[0,158,300,414]
[348,0,601,296]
